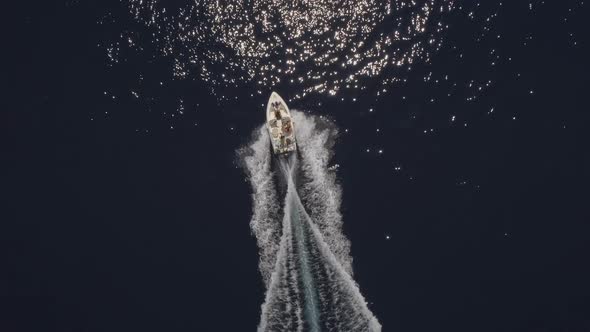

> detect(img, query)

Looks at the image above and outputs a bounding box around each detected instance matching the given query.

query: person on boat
[283,120,291,134]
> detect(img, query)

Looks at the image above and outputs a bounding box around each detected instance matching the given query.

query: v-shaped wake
[240,111,381,332]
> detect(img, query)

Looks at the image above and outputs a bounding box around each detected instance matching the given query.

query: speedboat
[266,92,296,155]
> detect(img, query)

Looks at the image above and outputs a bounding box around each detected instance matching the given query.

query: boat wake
[239,111,381,331]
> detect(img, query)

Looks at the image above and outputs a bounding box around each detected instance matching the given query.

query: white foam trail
[292,111,353,275]
[240,127,282,285]
[280,155,321,332]
[240,111,381,331]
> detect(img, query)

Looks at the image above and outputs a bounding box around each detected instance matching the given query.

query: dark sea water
[3,1,588,331]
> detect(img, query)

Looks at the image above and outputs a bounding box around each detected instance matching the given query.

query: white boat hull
[266,92,297,154]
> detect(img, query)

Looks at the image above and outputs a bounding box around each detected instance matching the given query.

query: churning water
[240,111,381,332]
